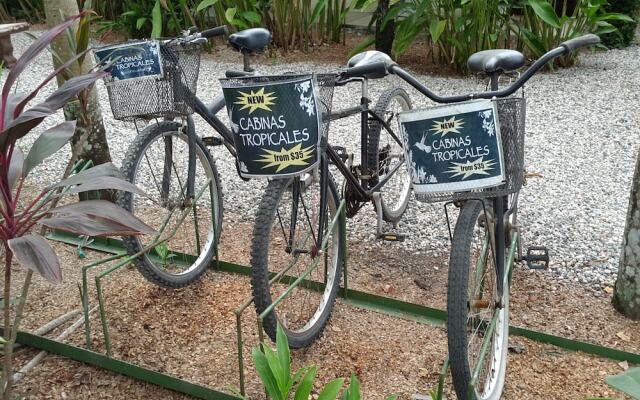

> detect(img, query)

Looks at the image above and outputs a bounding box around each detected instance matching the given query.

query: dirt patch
[5,221,637,400]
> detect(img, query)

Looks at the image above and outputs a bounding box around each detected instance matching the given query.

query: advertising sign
[399,100,505,194]
[221,75,321,179]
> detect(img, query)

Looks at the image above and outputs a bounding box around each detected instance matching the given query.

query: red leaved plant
[1,14,153,399]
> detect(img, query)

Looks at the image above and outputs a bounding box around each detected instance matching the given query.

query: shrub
[601,0,639,48]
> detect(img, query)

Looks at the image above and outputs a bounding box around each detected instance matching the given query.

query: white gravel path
[5,32,640,290]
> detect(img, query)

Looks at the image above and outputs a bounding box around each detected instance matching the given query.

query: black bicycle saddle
[467,49,525,74]
[228,28,272,53]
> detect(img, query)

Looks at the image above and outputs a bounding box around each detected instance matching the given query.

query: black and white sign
[94,41,163,82]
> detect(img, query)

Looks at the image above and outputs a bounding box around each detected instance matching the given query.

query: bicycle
[361,34,599,399]
[95,26,273,288]
[220,51,414,348]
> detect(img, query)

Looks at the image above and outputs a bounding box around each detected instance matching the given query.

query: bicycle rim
[448,201,508,400]
[377,91,412,221]
[129,130,220,278]
[251,171,342,347]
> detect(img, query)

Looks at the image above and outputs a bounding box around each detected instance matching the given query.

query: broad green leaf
[607,367,640,398]
[231,19,248,29]
[526,0,561,28]
[346,373,360,400]
[42,200,156,237]
[294,366,318,400]
[317,378,344,400]
[240,10,261,24]
[8,146,24,190]
[136,17,147,30]
[276,324,291,394]
[151,0,163,39]
[600,13,634,23]
[196,0,219,12]
[429,20,446,44]
[8,234,61,284]
[252,347,283,400]
[263,344,286,396]
[384,394,399,400]
[24,121,76,177]
[225,7,237,23]
[75,12,92,66]
[310,0,328,24]
[121,10,138,17]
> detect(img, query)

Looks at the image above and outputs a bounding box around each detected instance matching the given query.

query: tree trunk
[44,0,114,201]
[613,150,640,319]
[374,0,395,57]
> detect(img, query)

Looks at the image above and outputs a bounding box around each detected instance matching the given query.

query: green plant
[601,0,639,48]
[1,15,153,400]
[516,0,633,66]
[373,0,514,69]
[252,324,399,400]
[154,243,176,267]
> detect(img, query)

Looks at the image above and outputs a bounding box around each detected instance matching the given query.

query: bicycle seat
[347,50,394,79]
[228,28,272,54]
[467,49,525,74]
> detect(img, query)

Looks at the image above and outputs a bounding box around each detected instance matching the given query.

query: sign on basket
[399,100,505,195]
[94,41,163,83]
[221,75,321,179]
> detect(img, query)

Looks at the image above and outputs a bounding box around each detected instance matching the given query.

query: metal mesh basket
[105,42,202,121]
[221,73,337,140]
[415,97,526,203]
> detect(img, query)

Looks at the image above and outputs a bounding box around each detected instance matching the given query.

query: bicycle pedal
[522,246,549,270]
[202,136,224,146]
[377,233,406,242]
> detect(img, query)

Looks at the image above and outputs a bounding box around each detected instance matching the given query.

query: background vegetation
[0,0,636,71]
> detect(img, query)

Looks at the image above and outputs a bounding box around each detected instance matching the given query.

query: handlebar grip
[341,61,389,79]
[201,25,229,39]
[560,34,600,53]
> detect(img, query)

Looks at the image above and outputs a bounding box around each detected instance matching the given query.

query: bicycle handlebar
[559,33,600,52]
[200,25,229,39]
[340,61,388,79]
[340,34,600,103]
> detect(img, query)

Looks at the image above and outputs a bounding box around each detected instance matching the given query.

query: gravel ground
[5,31,640,290]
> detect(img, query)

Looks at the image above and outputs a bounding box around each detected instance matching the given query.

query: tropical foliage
[601,0,639,48]
[0,15,153,400]
[353,0,631,70]
[252,324,400,400]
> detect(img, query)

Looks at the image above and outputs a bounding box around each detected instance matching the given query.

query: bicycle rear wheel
[447,200,508,400]
[118,121,223,288]
[367,87,413,223]
[250,166,345,348]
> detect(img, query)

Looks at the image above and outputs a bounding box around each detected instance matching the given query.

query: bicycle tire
[250,167,345,348]
[447,200,509,400]
[367,87,413,223]
[118,121,224,288]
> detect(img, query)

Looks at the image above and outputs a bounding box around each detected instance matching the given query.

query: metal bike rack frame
[41,227,640,399]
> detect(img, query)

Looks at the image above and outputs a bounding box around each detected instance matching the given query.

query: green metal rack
[37,229,640,399]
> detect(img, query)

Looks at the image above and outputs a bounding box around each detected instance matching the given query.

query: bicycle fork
[160,116,197,206]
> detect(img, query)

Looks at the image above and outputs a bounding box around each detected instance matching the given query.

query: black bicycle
[97,26,272,288]
[371,34,599,399]
[244,51,414,348]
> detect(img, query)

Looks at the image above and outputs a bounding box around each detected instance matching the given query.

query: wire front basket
[414,97,526,203]
[105,42,202,121]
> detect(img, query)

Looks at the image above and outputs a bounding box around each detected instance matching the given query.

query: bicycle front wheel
[250,167,345,348]
[118,121,223,288]
[367,87,413,223]
[447,200,508,400]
